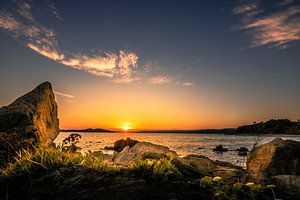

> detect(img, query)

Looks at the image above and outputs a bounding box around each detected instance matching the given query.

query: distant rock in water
[213,144,228,152]
[0,82,59,165]
[247,138,300,177]
[236,147,249,156]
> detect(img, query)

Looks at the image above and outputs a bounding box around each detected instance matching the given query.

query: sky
[0,0,300,130]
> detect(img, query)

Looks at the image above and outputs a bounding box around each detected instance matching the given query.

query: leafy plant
[61,133,82,152]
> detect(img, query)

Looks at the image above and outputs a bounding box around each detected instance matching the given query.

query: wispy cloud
[233,0,300,48]
[148,75,193,87]
[54,91,75,99]
[148,75,175,85]
[233,1,262,17]
[277,0,295,6]
[182,82,193,87]
[0,0,139,83]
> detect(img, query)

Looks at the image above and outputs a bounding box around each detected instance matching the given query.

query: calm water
[54,132,300,167]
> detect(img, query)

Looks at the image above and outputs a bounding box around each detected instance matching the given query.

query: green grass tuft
[131,157,181,181]
[0,146,119,176]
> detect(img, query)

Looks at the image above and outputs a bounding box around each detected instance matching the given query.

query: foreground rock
[111,140,250,183]
[272,175,300,195]
[173,155,251,183]
[247,138,300,178]
[113,142,177,166]
[0,82,59,165]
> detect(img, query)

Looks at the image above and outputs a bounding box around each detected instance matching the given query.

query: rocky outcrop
[0,82,59,165]
[0,82,59,145]
[113,142,177,166]
[247,138,300,178]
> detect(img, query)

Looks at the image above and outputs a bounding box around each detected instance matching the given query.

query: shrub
[61,133,82,152]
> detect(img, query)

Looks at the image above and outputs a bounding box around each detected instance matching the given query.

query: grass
[0,146,119,176]
[131,157,181,182]
[0,145,291,200]
[0,145,181,182]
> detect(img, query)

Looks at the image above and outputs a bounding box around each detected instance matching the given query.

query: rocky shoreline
[0,82,300,200]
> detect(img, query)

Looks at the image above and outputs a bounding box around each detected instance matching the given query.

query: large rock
[0,82,59,165]
[0,82,59,145]
[173,155,250,183]
[247,138,300,178]
[113,142,177,166]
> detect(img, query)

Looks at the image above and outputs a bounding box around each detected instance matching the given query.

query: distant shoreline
[60,129,300,135]
[60,128,113,133]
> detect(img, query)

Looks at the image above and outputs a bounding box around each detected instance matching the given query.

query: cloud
[0,0,191,86]
[277,0,295,6]
[0,0,139,83]
[148,76,193,87]
[48,1,63,20]
[233,1,262,17]
[27,43,64,61]
[149,75,174,85]
[182,82,193,87]
[54,91,75,99]
[0,13,20,31]
[233,0,300,48]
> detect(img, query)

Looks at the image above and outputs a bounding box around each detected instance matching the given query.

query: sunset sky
[0,0,300,130]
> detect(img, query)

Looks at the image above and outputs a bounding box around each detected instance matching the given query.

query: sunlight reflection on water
[54,132,300,167]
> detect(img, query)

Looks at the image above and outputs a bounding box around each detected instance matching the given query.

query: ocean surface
[54,132,300,167]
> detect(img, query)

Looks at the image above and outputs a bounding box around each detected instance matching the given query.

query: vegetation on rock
[236,119,300,134]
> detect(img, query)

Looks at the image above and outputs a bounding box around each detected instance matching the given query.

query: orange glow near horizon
[54,81,298,131]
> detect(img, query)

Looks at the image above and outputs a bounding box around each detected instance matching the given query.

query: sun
[121,125,130,131]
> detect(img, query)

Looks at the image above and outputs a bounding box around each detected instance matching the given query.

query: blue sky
[0,0,299,129]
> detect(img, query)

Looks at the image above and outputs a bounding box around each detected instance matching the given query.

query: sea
[54,132,300,167]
